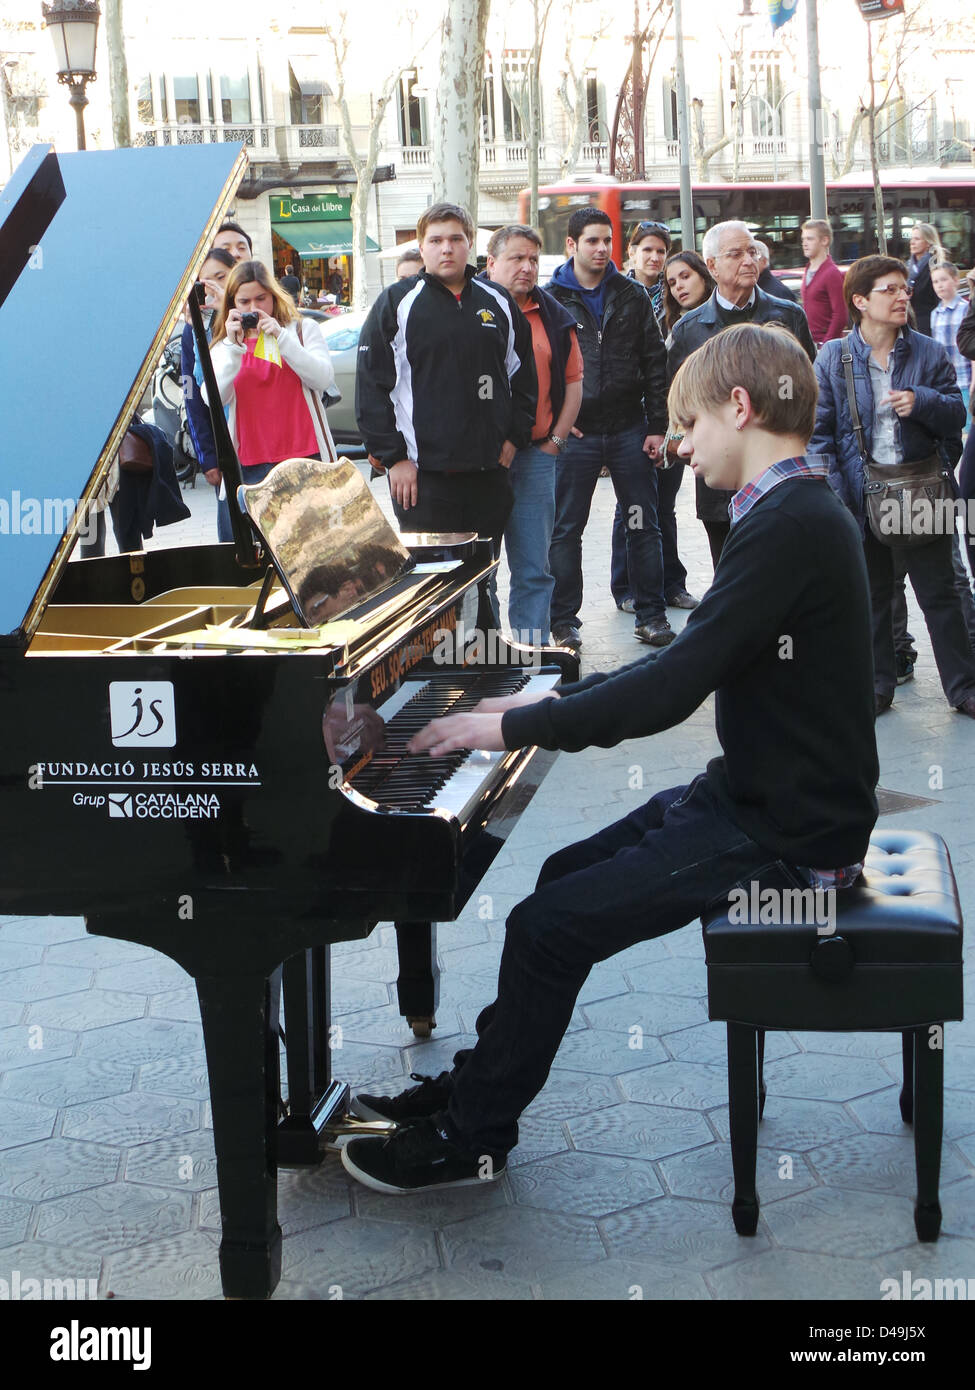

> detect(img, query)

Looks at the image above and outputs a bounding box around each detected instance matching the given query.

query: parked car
[318,310,367,450]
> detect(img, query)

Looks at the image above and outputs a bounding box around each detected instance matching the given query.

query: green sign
[271,194,351,223]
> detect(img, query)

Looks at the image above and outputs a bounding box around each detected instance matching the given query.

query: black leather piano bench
[701,828,964,1245]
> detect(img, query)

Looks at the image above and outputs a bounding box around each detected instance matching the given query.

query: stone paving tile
[760,1186,921,1258]
[34,1181,193,1255]
[0,1241,103,1296]
[104,1230,224,1300]
[137,1051,211,1101]
[624,957,708,998]
[328,1041,409,1090]
[0,939,44,971]
[939,1176,975,1238]
[0,964,93,1003]
[61,1092,199,1148]
[0,1197,31,1248]
[509,1150,663,1218]
[865,1236,975,1296]
[93,956,192,995]
[45,936,156,969]
[710,1096,862,1151]
[568,1102,714,1161]
[353,1167,511,1228]
[535,1256,712,1300]
[337,1003,462,1048]
[660,1021,798,1066]
[582,990,710,1036]
[124,1133,217,1193]
[280,1217,441,1298]
[0,1024,75,1071]
[576,968,631,1006]
[521,1069,620,1123]
[659,1143,818,1205]
[706,1248,893,1300]
[0,1057,134,1109]
[77,1017,203,1066]
[441,1205,604,1281]
[25,988,146,1033]
[792,1030,905,1060]
[505,1115,573,1168]
[600,1197,769,1269]
[0,1138,120,1201]
[0,918,87,946]
[147,988,201,1024]
[0,1001,23,1028]
[551,1027,669,1074]
[618,1060,731,1111]
[0,1096,58,1147]
[806,1132,972,1197]
[363,1268,535,1299]
[760,1052,895,1103]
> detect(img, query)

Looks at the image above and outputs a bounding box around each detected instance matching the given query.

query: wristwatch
[548,433,568,452]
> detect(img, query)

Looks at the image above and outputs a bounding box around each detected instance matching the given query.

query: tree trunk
[104,0,130,148]
[432,0,491,227]
[866,23,886,254]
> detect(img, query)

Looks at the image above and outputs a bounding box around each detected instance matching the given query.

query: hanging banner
[768,0,799,32]
[856,0,905,20]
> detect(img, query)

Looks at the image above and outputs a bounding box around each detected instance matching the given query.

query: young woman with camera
[208,259,336,486]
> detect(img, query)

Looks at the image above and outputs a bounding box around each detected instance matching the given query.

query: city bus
[519,172,975,272]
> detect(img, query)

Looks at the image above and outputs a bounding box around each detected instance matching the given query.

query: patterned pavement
[1,461,973,1301]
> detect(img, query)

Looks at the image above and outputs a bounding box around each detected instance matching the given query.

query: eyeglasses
[869,284,912,298]
[716,245,761,262]
[634,221,670,237]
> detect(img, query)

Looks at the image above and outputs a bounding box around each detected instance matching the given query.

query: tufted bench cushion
[703,828,964,1032]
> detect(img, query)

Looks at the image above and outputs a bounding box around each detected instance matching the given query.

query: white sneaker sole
[340,1143,505,1195]
[349,1096,395,1122]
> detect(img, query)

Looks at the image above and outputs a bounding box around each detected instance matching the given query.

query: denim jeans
[500,442,556,644]
[610,460,688,604]
[550,424,666,630]
[445,775,810,1157]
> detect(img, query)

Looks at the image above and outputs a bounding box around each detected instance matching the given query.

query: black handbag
[842,347,953,548]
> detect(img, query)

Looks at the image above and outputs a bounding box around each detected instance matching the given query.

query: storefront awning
[277,221,378,258]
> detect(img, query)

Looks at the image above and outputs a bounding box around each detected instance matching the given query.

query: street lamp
[41,0,100,151]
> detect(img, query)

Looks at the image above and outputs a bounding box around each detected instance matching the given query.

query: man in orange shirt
[481,225,583,645]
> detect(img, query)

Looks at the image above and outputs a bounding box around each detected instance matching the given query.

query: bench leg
[912,1024,943,1242]
[900,1031,914,1124]
[727,1022,760,1235]
[757,1028,767,1121]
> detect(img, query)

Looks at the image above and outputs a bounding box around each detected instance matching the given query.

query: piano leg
[196,967,284,1300]
[276,946,350,1164]
[394,921,440,1037]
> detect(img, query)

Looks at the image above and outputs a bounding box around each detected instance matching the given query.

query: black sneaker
[351,1071,453,1123]
[635,617,675,646]
[666,588,700,610]
[341,1114,506,1194]
[895,652,916,684]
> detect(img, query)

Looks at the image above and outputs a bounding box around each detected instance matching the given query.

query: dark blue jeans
[550,425,666,629]
[610,460,688,603]
[446,776,806,1157]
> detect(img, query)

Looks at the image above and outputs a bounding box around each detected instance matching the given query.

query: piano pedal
[407,1015,437,1038]
[322,1116,398,1152]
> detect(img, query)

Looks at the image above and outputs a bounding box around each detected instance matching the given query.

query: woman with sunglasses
[811,255,975,719]
[612,228,702,615]
[208,259,335,492]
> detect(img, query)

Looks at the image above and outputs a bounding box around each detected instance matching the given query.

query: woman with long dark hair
[662,250,716,338]
[208,259,335,489]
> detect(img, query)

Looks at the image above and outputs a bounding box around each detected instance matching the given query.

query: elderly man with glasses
[667,219,816,566]
[810,255,975,719]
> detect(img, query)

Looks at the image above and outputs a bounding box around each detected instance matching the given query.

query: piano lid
[0,141,248,645]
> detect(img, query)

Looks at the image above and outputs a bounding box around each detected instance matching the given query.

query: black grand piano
[0,144,577,1298]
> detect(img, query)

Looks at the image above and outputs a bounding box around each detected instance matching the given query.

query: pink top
[234,337,318,467]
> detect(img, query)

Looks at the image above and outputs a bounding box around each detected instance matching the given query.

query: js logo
[109,682,176,748]
[477,309,496,324]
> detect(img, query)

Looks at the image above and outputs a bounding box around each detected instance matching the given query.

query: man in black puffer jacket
[546,207,671,651]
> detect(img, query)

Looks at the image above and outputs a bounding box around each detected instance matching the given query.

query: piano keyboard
[349,668,560,821]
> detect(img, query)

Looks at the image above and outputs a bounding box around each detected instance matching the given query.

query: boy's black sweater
[503,477,879,867]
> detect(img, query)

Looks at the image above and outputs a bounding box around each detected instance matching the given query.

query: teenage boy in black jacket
[340,324,879,1195]
[355,202,536,561]
[546,207,672,651]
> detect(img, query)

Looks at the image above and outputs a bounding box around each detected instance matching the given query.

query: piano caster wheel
[408,1016,436,1038]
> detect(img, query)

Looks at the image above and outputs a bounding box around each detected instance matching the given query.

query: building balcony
[133,122,275,151]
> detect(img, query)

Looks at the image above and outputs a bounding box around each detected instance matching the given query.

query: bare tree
[324,12,418,311]
[691,98,732,182]
[104,0,130,147]
[432,0,491,227]
[498,0,554,226]
[555,23,608,180]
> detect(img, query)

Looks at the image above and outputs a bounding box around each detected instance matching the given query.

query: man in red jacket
[800,219,847,347]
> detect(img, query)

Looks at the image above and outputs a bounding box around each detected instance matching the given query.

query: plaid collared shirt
[728,454,864,890]
[729,454,829,526]
[930,296,972,391]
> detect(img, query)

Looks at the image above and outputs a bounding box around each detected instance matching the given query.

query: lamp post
[41,0,100,151]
